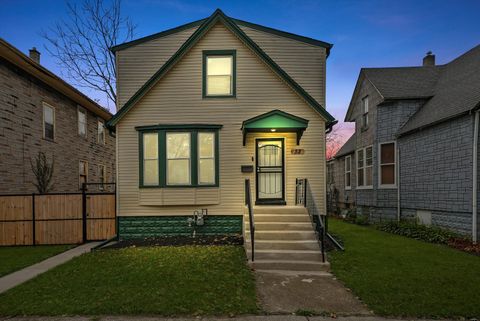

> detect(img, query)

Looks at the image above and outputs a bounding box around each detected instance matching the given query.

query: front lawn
[0,246,257,316]
[328,219,480,318]
[0,245,73,277]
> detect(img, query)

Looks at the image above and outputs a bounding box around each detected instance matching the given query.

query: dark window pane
[366,166,372,186]
[381,165,395,185]
[346,173,351,187]
[358,168,364,186]
[381,143,395,164]
[45,123,54,140]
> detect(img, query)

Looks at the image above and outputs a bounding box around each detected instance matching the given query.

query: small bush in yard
[376,221,460,244]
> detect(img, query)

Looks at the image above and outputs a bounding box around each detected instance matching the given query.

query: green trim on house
[118,215,243,239]
[202,50,237,98]
[110,18,207,52]
[232,18,333,57]
[110,13,332,54]
[107,9,336,129]
[241,109,309,145]
[138,127,220,188]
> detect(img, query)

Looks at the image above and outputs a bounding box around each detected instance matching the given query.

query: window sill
[345,187,352,191]
[379,185,397,189]
[203,95,236,99]
[356,186,373,190]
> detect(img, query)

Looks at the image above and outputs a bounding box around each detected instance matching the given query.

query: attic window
[203,50,236,97]
[361,96,369,129]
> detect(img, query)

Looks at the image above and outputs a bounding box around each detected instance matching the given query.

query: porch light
[270,129,276,132]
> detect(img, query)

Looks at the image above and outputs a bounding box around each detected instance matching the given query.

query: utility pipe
[397,143,401,222]
[473,110,479,244]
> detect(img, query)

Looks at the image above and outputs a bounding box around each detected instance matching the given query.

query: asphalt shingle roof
[334,133,355,158]
[399,45,480,135]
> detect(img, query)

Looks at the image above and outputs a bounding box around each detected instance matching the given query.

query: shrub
[376,221,460,245]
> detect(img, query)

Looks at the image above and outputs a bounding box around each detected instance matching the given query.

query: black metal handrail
[245,179,255,261]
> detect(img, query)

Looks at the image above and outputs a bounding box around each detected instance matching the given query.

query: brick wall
[0,59,115,194]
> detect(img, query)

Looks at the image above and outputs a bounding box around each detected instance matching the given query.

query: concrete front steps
[244,206,329,273]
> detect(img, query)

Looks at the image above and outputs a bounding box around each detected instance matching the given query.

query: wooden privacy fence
[0,185,116,246]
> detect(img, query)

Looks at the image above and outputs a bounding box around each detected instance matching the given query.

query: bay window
[139,126,220,187]
[379,142,396,187]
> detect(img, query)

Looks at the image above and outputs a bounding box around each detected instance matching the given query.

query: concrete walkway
[255,270,371,315]
[0,242,101,294]
[0,316,462,321]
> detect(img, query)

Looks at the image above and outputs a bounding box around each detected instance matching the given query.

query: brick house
[0,38,115,193]
[328,45,480,242]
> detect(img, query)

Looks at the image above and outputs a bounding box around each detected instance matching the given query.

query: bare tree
[326,124,344,160]
[42,0,135,105]
[31,152,55,193]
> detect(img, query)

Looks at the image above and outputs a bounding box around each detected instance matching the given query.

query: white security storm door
[256,139,285,204]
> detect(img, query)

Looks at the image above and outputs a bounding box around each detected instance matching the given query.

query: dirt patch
[103,235,243,249]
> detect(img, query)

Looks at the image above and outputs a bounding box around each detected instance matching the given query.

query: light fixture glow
[270,128,276,132]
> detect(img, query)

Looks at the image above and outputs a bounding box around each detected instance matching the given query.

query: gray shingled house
[328,45,480,242]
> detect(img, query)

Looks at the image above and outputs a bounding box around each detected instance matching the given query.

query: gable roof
[110,16,332,54]
[399,44,480,135]
[0,38,112,120]
[107,9,336,128]
[334,133,355,158]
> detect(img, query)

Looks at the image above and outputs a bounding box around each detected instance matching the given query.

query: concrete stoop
[244,206,329,274]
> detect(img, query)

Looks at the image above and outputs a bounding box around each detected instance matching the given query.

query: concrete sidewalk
[0,316,462,321]
[0,242,101,294]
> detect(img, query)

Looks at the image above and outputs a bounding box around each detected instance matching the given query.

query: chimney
[29,47,40,64]
[423,51,435,66]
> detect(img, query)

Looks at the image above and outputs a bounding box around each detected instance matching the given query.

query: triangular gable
[107,9,336,128]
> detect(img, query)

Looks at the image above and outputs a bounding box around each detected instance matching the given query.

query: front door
[256,138,285,205]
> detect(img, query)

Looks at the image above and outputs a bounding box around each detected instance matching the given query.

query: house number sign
[291,149,305,155]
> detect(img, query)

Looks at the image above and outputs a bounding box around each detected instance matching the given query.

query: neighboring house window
[43,102,55,140]
[379,142,396,186]
[78,107,87,138]
[79,161,88,189]
[203,50,236,97]
[97,120,105,144]
[98,164,106,190]
[198,132,215,185]
[327,162,334,184]
[361,96,369,129]
[357,146,373,188]
[139,129,219,187]
[167,132,191,185]
[142,133,159,186]
[345,155,351,189]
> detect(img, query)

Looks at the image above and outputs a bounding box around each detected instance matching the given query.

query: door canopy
[241,109,309,145]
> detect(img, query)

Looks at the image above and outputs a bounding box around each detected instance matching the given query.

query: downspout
[472,110,479,244]
[397,143,401,222]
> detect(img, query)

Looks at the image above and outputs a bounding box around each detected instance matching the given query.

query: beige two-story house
[108,9,336,267]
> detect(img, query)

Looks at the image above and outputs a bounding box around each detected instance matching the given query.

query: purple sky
[1,0,480,142]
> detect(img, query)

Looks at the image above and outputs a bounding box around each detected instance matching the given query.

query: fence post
[82,183,87,243]
[32,193,36,246]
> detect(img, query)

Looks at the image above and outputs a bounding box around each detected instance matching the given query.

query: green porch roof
[241,110,309,145]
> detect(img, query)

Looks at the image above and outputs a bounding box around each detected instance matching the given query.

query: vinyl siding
[116,26,199,108]
[116,22,326,216]
[239,25,326,106]
[116,24,327,109]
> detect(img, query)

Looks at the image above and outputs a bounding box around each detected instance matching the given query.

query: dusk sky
[2,0,480,141]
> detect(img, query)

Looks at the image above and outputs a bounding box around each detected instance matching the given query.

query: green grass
[0,245,73,277]
[0,246,257,316]
[328,219,480,318]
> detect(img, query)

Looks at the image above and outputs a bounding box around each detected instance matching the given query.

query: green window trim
[138,125,221,188]
[202,50,237,98]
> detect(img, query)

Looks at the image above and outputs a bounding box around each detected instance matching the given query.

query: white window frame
[344,155,352,190]
[142,132,159,186]
[42,102,55,141]
[378,141,397,188]
[97,119,105,144]
[356,145,373,189]
[361,96,369,129]
[78,107,87,138]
